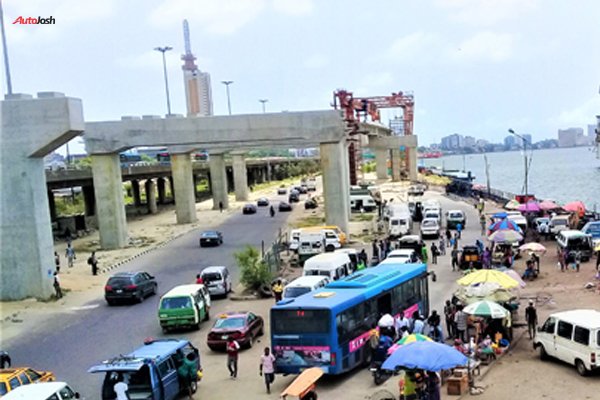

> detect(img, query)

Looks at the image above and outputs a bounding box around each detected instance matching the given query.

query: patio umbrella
[454,287,516,304]
[518,201,541,212]
[382,341,468,371]
[463,300,509,319]
[539,200,561,211]
[489,218,522,233]
[492,212,508,219]
[457,269,520,289]
[563,201,586,217]
[519,242,546,254]
[489,229,523,243]
[502,269,526,288]
[387,333,432,355]
[504,199,520,210]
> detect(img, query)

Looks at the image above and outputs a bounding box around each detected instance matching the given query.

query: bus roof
[275,262,427,313]
[162,284,205,298]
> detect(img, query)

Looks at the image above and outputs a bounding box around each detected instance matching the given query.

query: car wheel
[106,299,115,306]
[575,359,588,376]
[151,284,157,296]
[194,319,201,331]
[539,345,548,360]
[258,325,264,336]
[203,307,210,321]
[247,335,254,349]
[190,381,198,394]
[136,292,144,303]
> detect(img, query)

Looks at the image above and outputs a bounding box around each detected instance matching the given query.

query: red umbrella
[539,200,560,211]
[518,201,540,212]
[563,201,586,217]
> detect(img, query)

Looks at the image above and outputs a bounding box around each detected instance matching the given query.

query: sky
[3,0,600,153]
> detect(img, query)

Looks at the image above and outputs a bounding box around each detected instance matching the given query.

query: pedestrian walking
[480,214,487,236]
[445,228,452,246]
[420,244,428,264]
[394,311,410,338]
[412,312,425,334]
[444,300,456,339]
[269,205,275,217]
[272,279,284,303]
[219,201,224,213]
[65,243,76,268]
[483,247,491,269]
[438,238,446,256]
[525,300,538,339]
[451,248,459,271]
[358,249,368,266]
[456,223,463,239]
[596,250,600,272]
[177,351,198,399]
[53,271,63,299]
[87,252,98,276]
[54,252,60,270]
[195,274,203,284]
[259,347,276,394]
[371,240,379,263]
[226,337,240,379]
[454,306,468,342]
[430,243,438,264]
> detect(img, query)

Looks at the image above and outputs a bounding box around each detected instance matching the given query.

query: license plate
[221,335,228,340]
[116,290,123,293]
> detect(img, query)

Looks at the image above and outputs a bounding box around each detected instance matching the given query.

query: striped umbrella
[463,300,509,319]
[489,218,522,233]
[387,333,433,355]
[504,199,520,210]
[489,229,523,243]
[519,242,547,254]
[539,200,560,211]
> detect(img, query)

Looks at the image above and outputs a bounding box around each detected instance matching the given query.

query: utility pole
[221,81,233,115]
[0,0,13,94]
[259,99,268,113]
[508,128,531,197]
[154,46,173,115]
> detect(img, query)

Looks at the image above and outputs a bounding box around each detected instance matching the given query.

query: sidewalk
[0,177,307,343]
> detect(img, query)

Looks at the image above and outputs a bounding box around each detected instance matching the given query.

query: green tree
[234,246,272,291]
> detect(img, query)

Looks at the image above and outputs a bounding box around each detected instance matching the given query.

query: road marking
[70,304,100,311]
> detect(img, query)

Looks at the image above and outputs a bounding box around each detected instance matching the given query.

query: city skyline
[2,0,600,156]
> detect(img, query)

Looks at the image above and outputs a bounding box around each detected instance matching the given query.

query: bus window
[377,292,392,316]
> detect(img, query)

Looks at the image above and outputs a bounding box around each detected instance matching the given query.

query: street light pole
[508,128,530,196]
[0,0,13,95]
[259,99,268,113]
[154,46,173,115]
[221,81,233,115]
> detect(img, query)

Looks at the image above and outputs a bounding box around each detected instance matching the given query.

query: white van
[506,211,528,232]
[423,209,441,223]
[283,276,330,299]
[201,266,232,297]
[534,309,600,376]
[303,252,353,281]
[350,194,377,212]
[550,215,570,236]
[2,382,80,400]
[383,249,418,264]
[289,229,301,251]
[298,232,326,263]
[556,230,594,261]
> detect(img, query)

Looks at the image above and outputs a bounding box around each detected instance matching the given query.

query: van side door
[555,320,574,363]
[157,356,180,400]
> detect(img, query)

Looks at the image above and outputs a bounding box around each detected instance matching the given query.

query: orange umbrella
[563,201,586,217]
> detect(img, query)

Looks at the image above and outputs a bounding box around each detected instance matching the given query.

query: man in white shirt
[114,375,129,400]
[394,311,410,337]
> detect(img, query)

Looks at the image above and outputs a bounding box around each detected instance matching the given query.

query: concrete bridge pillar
[0,92,84,300]
[266,163,272,182]
[391,149,401,182]
[209,153,229,210]
[169,176,175,201]
[131,179,142,207]
[145,179,157,214]
[47,189,57,221]
[157,177,166,205]
[320,141,350,236]
[193,175,199,201]
[82,184,96,216]
[226,167,235,193]
[375,148,389,180]
[407,147,417,181]
[171,154,197,224]
[92,154,128,249]
[232,154,249,201]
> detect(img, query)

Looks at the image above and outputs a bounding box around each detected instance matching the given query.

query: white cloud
[272,0,314,16]
[387,32,438,61]
[303,54,329,69]
[149,0,267,35]
[553,97,600,127]
[436,0,540,26]
[446,31,514,63]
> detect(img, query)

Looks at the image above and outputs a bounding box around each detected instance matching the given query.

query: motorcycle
[370,360,393,385]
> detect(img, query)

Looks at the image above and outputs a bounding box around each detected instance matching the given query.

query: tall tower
[181,19,213,116]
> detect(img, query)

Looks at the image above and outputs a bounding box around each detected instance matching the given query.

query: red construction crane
[333,89,415,185]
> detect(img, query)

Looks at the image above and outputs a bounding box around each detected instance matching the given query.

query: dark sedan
[242,204,258,214]
[199,230,223,247]
[207,312,264,350]
[289,191,300,203]
[257,197,269,207]
[104,271,157,305]
[279,201,292,212]
[304,198,318,209]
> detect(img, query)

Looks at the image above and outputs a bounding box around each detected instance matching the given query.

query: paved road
[6,192,296,399]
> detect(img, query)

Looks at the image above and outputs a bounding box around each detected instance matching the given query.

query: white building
[558,127,583,147]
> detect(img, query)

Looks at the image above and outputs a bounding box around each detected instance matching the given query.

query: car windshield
[449,212,462,219]
[202,272,222,283]
[202,232,217,238]
[553,220,567,226]
[214,317,246,329]
[284,287,311,298]
[161,297,192,309]
[422,220,437,227]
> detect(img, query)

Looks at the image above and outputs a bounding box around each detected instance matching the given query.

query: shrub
[234,245,272,291]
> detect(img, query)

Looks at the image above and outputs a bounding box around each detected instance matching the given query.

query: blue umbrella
[382,341,468,371]
[491,212,507,219]
[488,218,522,233]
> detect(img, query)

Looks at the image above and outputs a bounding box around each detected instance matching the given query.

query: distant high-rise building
[558,127,583,147]
[503,135,515,148]
[440,134,463,150]
[181,20,213,116]
[463,136,476,147]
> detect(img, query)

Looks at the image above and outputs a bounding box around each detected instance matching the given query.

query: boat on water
[418,151,443,159]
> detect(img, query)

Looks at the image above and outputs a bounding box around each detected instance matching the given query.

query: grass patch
[291,216,326,228]
[350,213,375,222]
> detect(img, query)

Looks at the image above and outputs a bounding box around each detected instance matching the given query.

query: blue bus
[270,262,430,375]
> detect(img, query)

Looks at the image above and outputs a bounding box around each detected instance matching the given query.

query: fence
[262,228,287,275]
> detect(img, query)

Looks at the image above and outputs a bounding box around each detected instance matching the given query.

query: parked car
[534,217,551,234]
[104,271,157,305]
[243,204,258,214]
[207,312,264,350]
[2,382,80,400]
[201,266,232,297]
[277,186,287,195]
[294,185,308,194]
[408,185,425,196]
[279,201,293,212]
[556,230,593,262]
[257,197,269,207]
[420,218,440,238]
[289,191,300,203]
[396,235,424,255]
[383,249,419,264]
[199,230,223,247]
[89,339,201,399]
[446,210,466,229]
[304,198,318,210]
[550,215,571,236]
[460,246,482,269]
[0,367,56,396]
